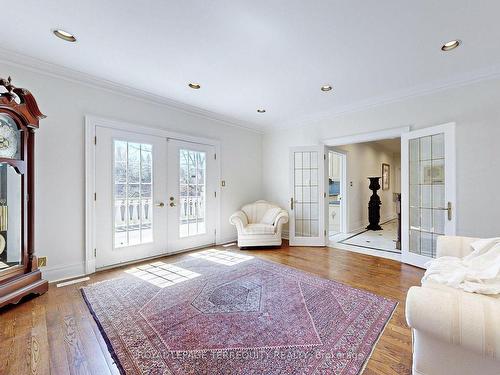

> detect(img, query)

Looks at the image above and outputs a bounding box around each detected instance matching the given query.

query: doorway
[88,118,219,271]
[328,138,402,258]
[327,150,346,240]
[323,124,456,268]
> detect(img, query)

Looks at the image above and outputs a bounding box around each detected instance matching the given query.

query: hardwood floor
[0,244,424,375]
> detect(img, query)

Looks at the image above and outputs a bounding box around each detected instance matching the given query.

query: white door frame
[84,115,221,275]
[326,148,348,234]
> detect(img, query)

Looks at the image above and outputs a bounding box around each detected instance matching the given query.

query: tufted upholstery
[406,236,500,375]
[230,200,289,247]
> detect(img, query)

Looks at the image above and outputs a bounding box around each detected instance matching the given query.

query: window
[114,141,153,247]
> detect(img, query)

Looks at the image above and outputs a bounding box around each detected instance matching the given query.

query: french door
[289,146,327,246]
[401,123,456,268]
[167,139,216,252]
[94,128,217,268]
[95,127,168,268]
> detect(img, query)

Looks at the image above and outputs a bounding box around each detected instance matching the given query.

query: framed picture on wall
[382,163,390,190]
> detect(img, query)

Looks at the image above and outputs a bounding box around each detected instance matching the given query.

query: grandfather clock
[0,77,48,308]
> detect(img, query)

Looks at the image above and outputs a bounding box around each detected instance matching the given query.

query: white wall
[0,61,262,281]
[337,142,399,232]
[263,77,500,239]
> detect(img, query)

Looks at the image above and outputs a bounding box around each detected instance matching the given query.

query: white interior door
[289,146,327,246]
[95,126,168,268]
[401,123,456,268]
[167,139,216,252]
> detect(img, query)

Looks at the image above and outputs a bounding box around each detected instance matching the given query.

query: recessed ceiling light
[441,40,461,51]
[188,83,201,89]
[52,29,77,42]
[321,85,333,92]
[257,109,266,113]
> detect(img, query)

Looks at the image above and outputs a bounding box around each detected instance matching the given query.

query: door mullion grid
[195,152,198,234]
[125,142,130,246]
[139,144,143,243]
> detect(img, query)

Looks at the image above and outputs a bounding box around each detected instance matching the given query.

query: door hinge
[324,154,326,160]
[214,153,217,160]
[94,192,97,201]
[324,229,327,236]
[214,191,217,198]
[324,192,326,198]
[94,248,96,257]
[94,136,97,145]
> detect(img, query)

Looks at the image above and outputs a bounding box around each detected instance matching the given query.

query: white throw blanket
[422,237,500,294]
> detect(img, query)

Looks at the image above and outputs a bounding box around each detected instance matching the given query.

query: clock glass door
[0,164,22,273]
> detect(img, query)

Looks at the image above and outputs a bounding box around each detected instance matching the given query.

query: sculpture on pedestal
[366,177,382,231]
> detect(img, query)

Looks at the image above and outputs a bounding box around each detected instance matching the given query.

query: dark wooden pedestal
[366,177,383,231]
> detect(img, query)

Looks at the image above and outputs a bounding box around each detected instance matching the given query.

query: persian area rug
[81,253,397,374]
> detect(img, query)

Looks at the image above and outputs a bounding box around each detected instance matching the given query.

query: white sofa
[229,200,289,248]
[406,236,500,375]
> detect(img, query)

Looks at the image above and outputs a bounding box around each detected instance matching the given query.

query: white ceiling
[1,1,500,132]
[373,138,401,154]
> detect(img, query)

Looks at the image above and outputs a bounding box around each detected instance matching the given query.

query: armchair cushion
[261,207,282,225]
[242,223,276,235]
[242,200,281,224]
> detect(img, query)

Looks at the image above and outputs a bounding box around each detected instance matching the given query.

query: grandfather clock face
[0,114,20,159]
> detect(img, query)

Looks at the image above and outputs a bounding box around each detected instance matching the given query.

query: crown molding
[0,47,264,134]
[273,63,500,132]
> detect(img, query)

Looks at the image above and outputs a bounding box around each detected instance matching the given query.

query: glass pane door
[402,124,456,268]
[167,140,216,252]
[94,127,168,269]
[409,134,445,258]
[289,146,326,246]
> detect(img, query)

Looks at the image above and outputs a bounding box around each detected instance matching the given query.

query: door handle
[436,202,452,221]
[156,202,165,208]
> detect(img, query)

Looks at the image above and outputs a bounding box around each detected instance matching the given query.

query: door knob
[169,201,176,207]
[156,202,165,208]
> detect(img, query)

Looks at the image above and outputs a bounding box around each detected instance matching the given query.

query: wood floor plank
[30,298,50,375]
[0,244,424,374]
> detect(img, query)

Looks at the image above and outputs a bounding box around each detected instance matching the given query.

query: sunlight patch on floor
[125,261,200,288]
[190,249,253,265]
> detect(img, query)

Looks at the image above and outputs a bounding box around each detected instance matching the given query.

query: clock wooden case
[0,77,48,308]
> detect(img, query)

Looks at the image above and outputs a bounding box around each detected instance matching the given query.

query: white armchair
[406,236,500,375]
[229,200,289,248]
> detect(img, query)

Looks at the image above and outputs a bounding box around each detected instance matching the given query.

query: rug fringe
[360,301,400,374]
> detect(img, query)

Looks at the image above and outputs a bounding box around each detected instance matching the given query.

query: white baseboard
[217,237,238,246]
[41,261,86,283]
